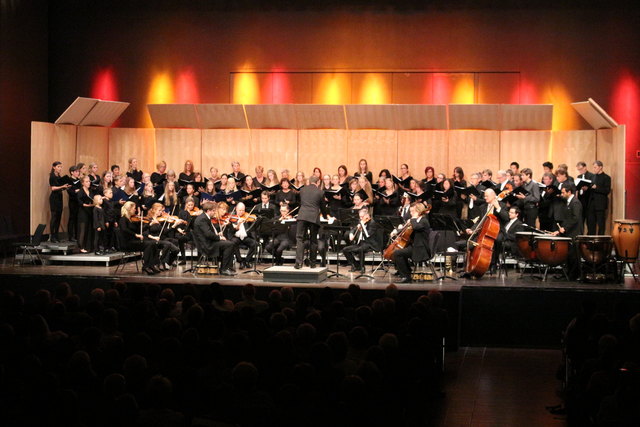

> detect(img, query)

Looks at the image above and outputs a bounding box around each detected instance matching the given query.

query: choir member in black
[551,184,583,279]
[509,161,520,176]
[206,167,222,191]
[217,174,229,193]
[542,161,554,179]
[324,175,346,217]
[452,166,467,218]
[66,165,81,242]
[88,163,101,189]
[374,175,385,193]
[357,175,375,205]
[495,170,511,193]
[396,163,413,192]
[102,187,118,252]
[538,172,556,232]
[126,157,142,183]
[507,173,526,212]
[481,169,496,189]
[48,161,70,242]
[110,164,122,182]
[191,202,235,275]
[551,169,571,230]
[256,191,279,216]
[99,170,114,196]
[408,179,429,206]
[229,161,246,184]
[263,170,280,197]
[173,197,198,265]
[421,166,437,198]
[586,160,611,235]
[182,183,200,209]
[92,195,106,255]
[519,168,541,227]
[575,161,594,229]
[281,169,291,182]
[265,204,297,265]
[378,169,391,180]
[337,165,350,187]
[343,207,381,273]
[463,172,486,221]
[321,174,331,191]
[118,201,160,275]
[254,165,267,186]
[140,183,158,214]
[222,178,239,208]
[398,193,412,221]
[275,178,297,210]
[240,175,260,209]
[557,163,574,182]
[122,177,140,207]
[375,177,400,216]
[292,171,307,191]
[202,180,217,200]
[354,158,373,183]
[500,206,526,257]
[77,162,88,178]
[150,160,167,188]
[312,167,323,182]
[165,169,178,190]
[146,202,180,270]
[433,178,457,217]
[76,176,94,253]
[179,160,196,183]
[227,202,258,269]
[159,181,179,214]
[392,202,431,283]
[350,193,370,214]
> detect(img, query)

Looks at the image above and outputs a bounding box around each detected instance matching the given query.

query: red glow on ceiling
[91,68,118,101]
[175,69,200,103]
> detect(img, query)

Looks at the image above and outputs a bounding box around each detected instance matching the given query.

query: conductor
[295,176,329,269]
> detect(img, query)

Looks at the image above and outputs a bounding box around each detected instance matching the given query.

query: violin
[211,213,230,224]
[188,207,202,216]
[130,214,151,224]
[228,213,257,223]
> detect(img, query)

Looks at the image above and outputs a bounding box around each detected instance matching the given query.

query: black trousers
[587,208,606,235]
[93,227,105,251]
[156,239,179,265]
[127,239,158,268]
[50,208,62,239]
[266,237,290,260]
[176,233,192,259]
[68,200,79,240]
[211,240,235,270]
[523,206,538,227]
[296,220,319,265]
[77,207,93,251]
[104,221,117,249]
[343,242,374,269]
[230,236,257,264]
[392,245,413,277]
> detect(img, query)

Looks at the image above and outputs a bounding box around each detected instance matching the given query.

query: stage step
[14,251,139,267]
[263,266,328,283]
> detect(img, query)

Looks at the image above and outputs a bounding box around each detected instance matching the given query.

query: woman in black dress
[48,161,70,242]
[375,177,400,216]
[275,177,297,210]
[118,201,160,275]
[354,158,373,184]
[179,160,195,183]
[126,158,143,182]
[76,176,94,253]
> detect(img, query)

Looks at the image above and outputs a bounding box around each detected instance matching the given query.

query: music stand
[429,213,464,280]
[322,222,351,279]
[240,217,264,275]
[262,218,295,266]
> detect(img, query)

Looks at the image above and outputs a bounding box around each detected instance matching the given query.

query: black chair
[13,224,46,266]
[113,227,141,274]
[355,229,387,280]
[411,229,439,281]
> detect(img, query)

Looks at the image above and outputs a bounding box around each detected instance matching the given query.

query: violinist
[118,201,160,275]
[66,165,82,242]
[191,201,235,275]
[48,161,70,243]
[398,193,412,221]
[126,157,143,183]
[265,204,297,265]
[275,178,297,210]
[374,177,400,216]
[391,202,431,283]
[353,158,373,184]
[146,202,180,270]
[182,183,200,209]
[77,176,94,253]
[228,202,258,269]
[342,208,381,273]
[174,197,198,264]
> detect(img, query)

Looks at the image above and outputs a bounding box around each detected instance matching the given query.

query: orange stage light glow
[233,72,260,104]
[358,73,390,104]
[451,76,475,104]
[314,73,350,104]
[542,82,576,131]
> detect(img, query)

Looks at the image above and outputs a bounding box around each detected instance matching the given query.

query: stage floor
[2,258,638,292]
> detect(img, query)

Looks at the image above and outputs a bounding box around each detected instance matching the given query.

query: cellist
[391,202,431,283]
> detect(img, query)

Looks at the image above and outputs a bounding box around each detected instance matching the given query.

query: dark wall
[0,0,48,235]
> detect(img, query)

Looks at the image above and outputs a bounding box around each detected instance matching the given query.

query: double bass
[464,205,501,278]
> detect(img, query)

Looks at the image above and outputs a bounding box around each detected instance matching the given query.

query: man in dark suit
[586,160,611,235]
[465,172,486,222]
[256,191,279,217]
[295,176,329,269]
[501,206,526,256]
[192,202,236,275]
[343,208,382,273]
[553,183,583,279]
[393,202,431,283]
[575,161,594,230]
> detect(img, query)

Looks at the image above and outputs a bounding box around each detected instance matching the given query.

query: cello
[464,205,501,278]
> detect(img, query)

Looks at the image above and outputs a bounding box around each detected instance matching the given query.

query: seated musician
[391,202,431,283]
[256,191,278,216]
[500,206,526,256]
[191,201,235,276]
[265,204,297,265]
[343,207,381,273]
[228,202,258,269]
[551,183,582,279]
[146,202,180,270]
[173,196,198,265]
[118,201,160,275]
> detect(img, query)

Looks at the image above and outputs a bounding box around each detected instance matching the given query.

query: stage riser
[263,266,328,283]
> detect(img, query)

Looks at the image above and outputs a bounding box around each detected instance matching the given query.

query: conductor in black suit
[586,160,611,235]
[192,202,236,275]
[343,208,382,273]
[295,176,329,269]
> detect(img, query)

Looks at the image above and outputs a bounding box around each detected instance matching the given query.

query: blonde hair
[92,195,102,206]
[121,201,136,218]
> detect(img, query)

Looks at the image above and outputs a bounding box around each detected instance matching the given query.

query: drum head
[576,235,613,242]
[535,236,572,241]
[614,219,640,225]
[516,232,541,237]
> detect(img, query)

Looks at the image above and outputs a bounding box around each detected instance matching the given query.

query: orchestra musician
[265,204,297,265]
[398,193,412,221]
[146,202,181,270]
[392,202,431,283]
[48,161,70,242]
[256,191,278,216]
[551,183,583,279]
[500,206,526,257]
[174,196,198,265]
[228,202,258,269]
[295,176,329,269]
[118,201,160,275]
[191,202,236,276]
[342,207,381,273]
[495,170,511,193]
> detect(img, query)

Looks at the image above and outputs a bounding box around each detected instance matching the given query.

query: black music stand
[240,217,264,275]
[429,213,465,280]
[322,222,351,279]
[262,218,295,266]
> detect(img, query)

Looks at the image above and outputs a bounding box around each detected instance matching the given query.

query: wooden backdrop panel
[397,131,448,179]
[347,130,397,178]
[108,128,156,176]
[250,129,298,177]
[550,130,596,174]
[155,129,202,175]
[201,129,251,176]
[597,127,625,227]
[499,131,551,179]
[76,126,109,174]
[30,122,77,233]
[297,130,347,178]
[448,131,500,177]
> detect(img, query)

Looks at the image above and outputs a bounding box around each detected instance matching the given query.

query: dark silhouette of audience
[0,281,448,427]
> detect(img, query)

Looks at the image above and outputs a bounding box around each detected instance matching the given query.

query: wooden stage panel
[155,128,202,175]
[597,127,626,227]
[249,129,298,178]
[297,129,347,178]
[30,122,77,233]
[347,130,398,178]
[201,129,251,176]
[397,130,448,179]
[448,130,500,177]
[76,126,109,173]
[550,130,596,174]
[499,131,551,179]
[108,128,156,177]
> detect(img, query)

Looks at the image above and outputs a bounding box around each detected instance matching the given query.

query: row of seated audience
[0,281,448,427]
[557,299,640,426]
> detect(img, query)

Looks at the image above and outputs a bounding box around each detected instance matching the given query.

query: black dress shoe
[143,267,156,275]
[294,263,302,269]
[178,260,186,266]
[360,268,366,274]
[151,266,162,274]
[309,263,317,269]
[220,269,236,276]
[349,266,358,272]
[396,276,412,283]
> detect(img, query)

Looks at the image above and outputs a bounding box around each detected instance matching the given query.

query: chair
[113,227,141,274]
[13,224,46,266]
[411,230,439,281]
[355,229,387,280]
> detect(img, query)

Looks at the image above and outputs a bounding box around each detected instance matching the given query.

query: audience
[0,281,448,427]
